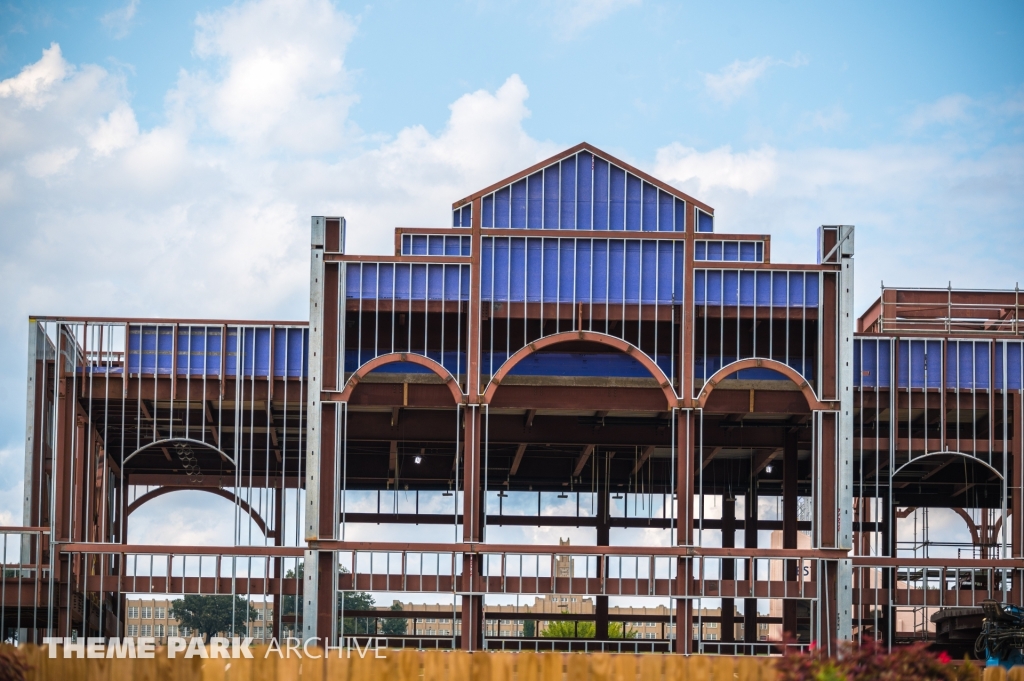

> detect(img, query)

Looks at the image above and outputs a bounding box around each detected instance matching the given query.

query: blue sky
[0,0,1021,536]
[4,1,1022,152]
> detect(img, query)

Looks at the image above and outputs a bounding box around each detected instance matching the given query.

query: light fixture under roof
[414,456,422,464]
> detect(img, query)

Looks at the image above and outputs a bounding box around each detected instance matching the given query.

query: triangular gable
[451,142,714,231]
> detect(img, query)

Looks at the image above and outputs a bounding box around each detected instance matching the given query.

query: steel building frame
[4,143,1018,657]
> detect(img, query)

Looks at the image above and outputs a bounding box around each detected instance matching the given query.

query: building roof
[452,142,713,214]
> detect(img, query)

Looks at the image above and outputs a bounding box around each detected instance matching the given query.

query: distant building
[123,598,277,642]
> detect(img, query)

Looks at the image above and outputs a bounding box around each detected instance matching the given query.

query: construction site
[4,143,1022,656]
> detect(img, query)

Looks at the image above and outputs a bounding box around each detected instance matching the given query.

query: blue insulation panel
[508,352,649,378]
[402,234,470,256]
[487,351,673,379]
[345,263,471,301]
[897,340,943,389]
[127,325,308,377]
[481,237,684,304]
[694,270,819,308]
[479,151,687,231]
[345,351,465,374]
[695,240,764,262]
[452,205,472,227]
[693,355,814,381]
[996,342,1023,390]
[697,211,714,233]
[946,341,991,390]
[853,338,892,388]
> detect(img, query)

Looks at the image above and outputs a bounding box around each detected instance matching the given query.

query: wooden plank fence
[15,646,776,681]
[8,644,1020,681]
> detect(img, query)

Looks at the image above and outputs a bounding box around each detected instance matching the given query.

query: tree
[340,589,377,635]
[540,619,638,639]
[542,619,595,638]
[609,622,639,639]
[280,562,379,636]
[381,602,407,635]
[523,617,535,638]
[281,562,304,618]
[170,595,257,641]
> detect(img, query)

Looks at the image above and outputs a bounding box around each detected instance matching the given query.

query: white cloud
[704,53,807,104]
[906,93,973,131]
[24,146,79,178]
[0,446,23,526]
[553,0,641,38]
[654,143,778,194]
[654,139,1024,308]
[0,0,557,512]
[101,0,140,39]
[0,43,68,108]
[88,102,139,156]
[190,0,358,152]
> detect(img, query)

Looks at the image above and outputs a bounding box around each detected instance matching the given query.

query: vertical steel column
[462,197,484,651]
[23,322,41,533]
[303,216,326,644]
[676,409,695,654]
[782,431,799,638]
[595,485,610,640]
[837,226,855,641]
[743,461,758,649]
[721,491,736,648]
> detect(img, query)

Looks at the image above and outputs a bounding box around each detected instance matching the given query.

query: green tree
[340,589,377,635]
[523,614,535,638]
[170,595,257,641]
[381,602,407,635]
[280,562,304,619]
[280,562,379,636]
[609,622,639,639]
[540,619,638,639]
[542,619,596,638]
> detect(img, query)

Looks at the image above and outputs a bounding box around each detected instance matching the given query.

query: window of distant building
[141,607,152,619]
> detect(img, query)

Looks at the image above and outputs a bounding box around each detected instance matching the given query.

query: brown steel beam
[630,445,656,476]
[509,444,527,477]
[573,445,595,477]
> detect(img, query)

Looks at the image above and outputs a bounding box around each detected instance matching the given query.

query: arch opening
[122,438,235,479]
[128,486,270,536]
[482,331,677,408]
[340,352,464,404]
[892,451,1005,510]
[696,357,827,412]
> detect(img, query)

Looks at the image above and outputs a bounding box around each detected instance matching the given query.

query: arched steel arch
[126,486,269,535]
[338,352,464,404]
[695,357,830,411]
[122,437,234,466]
[481,330,678,409]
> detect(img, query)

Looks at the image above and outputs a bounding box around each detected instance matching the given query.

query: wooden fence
[15,646,773,681]
[9,644,1019,681]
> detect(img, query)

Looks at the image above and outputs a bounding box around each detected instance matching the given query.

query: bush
[775,638,980,681]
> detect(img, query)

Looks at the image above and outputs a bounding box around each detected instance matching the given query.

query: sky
[0,0,1021,553]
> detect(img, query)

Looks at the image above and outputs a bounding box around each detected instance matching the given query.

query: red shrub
[774,638,973,681]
